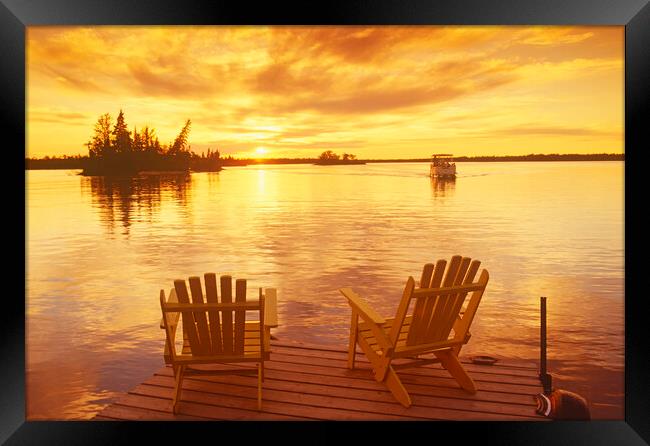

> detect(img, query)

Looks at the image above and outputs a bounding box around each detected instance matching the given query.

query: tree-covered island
[314,150,366,165]
[81,110,222,176]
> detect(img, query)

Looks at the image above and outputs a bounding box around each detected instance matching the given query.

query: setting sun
[255,147,269,157]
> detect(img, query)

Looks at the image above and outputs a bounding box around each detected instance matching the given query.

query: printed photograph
[25,25,624,421]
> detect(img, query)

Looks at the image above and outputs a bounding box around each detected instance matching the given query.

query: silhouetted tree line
[26,154,85,169]
[365,153,624,163]
[191,148,223,171]
[219,155,249,166]
[81,110,204,175]
[317,150,358,161]
[26,151,623,170]
[315,150,364,164]
[452,153,624,162]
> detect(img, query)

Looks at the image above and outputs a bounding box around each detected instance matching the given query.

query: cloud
[249,52,521,116]
[29,110,90,125]
[478,124,620,138]
[517,28,596,46]
[498,27,623,63]
[126,63,225,98]
[253,61,334,96]
[284,85,466,115]
[39,65,105,92]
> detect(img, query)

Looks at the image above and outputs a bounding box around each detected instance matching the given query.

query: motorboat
[429,154,456,178]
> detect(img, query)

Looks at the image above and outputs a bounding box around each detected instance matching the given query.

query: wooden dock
[94,341,548,421]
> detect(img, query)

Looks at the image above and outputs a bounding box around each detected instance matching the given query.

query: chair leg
[257,363,263,410]
[435,349,477,394]
[348,311,359,369]
[384,366,412,407]
[172,365,185,414]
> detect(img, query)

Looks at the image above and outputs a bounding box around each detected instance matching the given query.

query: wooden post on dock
[540,296,553,394]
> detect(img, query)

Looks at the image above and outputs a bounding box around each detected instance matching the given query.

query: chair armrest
[160,288,181,363]
[264,288,278,328]
[160,288,179,329]
[340,288,393,354]
[339,288,386,326]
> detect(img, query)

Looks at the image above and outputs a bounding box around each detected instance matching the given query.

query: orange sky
[26,26,624,159]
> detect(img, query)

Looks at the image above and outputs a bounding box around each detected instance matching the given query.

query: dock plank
[94,341,547,421]
[156,364,537,406]
[265,349,543,385]
[137,376,538,421]
[273,340,539,369]
[146,372,539,418]
[132,382,412,421]
[271,344,541,377]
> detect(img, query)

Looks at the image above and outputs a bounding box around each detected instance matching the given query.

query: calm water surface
[26,162,624,419]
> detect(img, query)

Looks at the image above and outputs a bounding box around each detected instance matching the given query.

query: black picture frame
[5,0,648,444]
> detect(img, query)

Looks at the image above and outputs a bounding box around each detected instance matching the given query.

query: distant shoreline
[25,153,624,170]
[313,160,367,166]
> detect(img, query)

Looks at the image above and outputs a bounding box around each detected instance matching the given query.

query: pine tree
[87,113,113,157]
[132,127,142,152]
[111,109,131,153]
[142,126,153,152]
[169,119,191,154]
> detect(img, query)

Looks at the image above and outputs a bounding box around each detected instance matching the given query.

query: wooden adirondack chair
[159,273,278,413]
[340,255,489,407]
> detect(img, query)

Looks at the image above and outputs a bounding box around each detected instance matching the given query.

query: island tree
[319,150,340,161]
[81,111,204,176]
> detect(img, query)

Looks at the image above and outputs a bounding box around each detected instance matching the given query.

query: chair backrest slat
[429,256,471,341]
[414,258,447,344]
[204,273,223,354]
[402,256,489,347]
[189,276,212,355]
[220,275,234,355]
[259,288,266,355]
[439,259,480,339]
[416,259,447,344]
[407,263,434,345]
[424,255,462,342]
[420,263,434,287]
[453,269,489,343]
[174,279,206,355]
[234,279,247,354]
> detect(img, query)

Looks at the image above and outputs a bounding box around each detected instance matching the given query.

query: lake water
[25,161,624,420]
